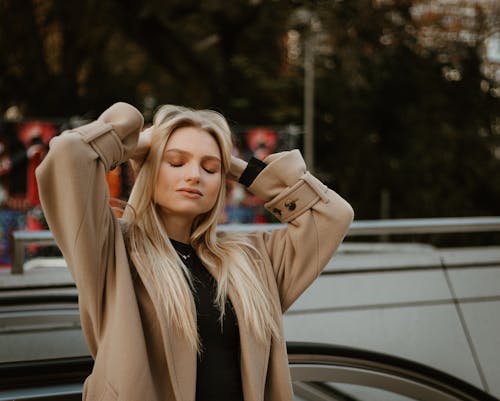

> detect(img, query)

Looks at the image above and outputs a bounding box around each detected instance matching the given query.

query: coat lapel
[233,289,271,401]
[133,264,197,401]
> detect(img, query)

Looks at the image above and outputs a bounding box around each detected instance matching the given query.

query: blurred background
[1,2,500,399]
[0,0,500,266]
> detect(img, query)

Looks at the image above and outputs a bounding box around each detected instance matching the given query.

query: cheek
[206,175,222,198]
[154,167,173,198]
[156,164,173,187]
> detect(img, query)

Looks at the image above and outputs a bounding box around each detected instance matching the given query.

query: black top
[171,239,244,401]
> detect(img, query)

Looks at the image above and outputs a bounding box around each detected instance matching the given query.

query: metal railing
[11,231,59,274]
[10,216,500,274]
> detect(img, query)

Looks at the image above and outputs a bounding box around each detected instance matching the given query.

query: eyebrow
[164,148,221,163]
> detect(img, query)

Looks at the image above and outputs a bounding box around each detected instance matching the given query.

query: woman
[36,102,353,401]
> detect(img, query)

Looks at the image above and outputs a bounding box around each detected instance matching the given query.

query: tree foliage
[310,0,500,220]
[0,0,294,121]
[1,0,499,225]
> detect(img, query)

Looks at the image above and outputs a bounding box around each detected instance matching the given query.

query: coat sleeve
[247,150,354,312]
[35,103,143,343]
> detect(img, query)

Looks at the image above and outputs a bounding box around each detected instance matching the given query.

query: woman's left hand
[227,155,247,182]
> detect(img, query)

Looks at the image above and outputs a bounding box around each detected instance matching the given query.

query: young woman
[36,102,353,401]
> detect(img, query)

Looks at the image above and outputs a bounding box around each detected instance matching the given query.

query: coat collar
[132,261,197,401]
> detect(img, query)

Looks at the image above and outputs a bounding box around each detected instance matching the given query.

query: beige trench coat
[36,103,354,401]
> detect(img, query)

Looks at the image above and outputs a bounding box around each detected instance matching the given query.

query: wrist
[228,156,247,182]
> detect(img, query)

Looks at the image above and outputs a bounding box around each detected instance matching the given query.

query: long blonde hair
[122,105,280,351]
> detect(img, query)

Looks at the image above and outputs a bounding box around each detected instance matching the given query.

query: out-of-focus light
[486,33,500,63]
[4,106,22,121]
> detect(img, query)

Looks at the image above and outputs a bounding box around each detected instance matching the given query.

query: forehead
[165,126,221,157]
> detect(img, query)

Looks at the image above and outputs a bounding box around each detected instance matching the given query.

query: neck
[162,214,193,244]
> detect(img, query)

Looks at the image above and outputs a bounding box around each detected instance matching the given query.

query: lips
[177,187,203,198]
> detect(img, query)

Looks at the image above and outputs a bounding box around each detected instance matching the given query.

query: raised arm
[36,103,143,342]
[231,150,354,312]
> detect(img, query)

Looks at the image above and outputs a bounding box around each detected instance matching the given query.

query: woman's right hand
[130,126,154,171]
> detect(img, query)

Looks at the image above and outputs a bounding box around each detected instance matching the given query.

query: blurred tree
[0,0,499,228]
[308,0,500,221]
[0,0,122,116]
[0,0,297,122]
[107,0,297,123]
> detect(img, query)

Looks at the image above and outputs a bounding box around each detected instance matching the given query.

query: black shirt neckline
[169,238,243,401]
[170,238,193,254]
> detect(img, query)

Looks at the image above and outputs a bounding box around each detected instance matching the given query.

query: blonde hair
[122,105,280,351]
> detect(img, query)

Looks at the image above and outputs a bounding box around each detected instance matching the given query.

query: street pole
[303,29,315,174]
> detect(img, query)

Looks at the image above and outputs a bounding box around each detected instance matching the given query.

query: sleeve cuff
[238,157,267,187]
[73,103,143,171]
[264,172,330,222]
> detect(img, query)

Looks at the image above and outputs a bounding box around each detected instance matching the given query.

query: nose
[185,162,201,183]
